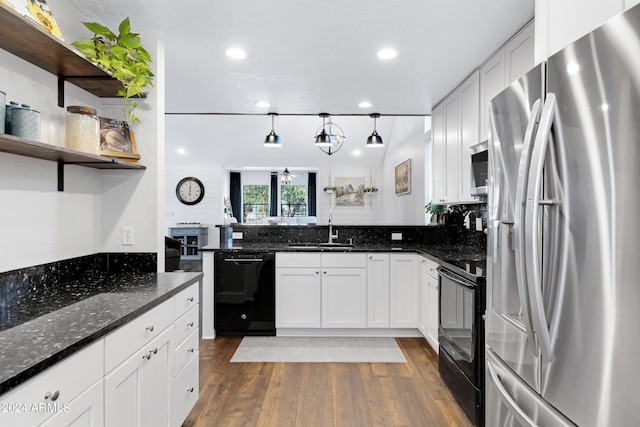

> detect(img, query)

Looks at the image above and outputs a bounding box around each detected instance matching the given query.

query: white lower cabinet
[419,256,440,353]
[104,325,173,427]
[40,379,104,427]
[367,253,390,327]
[276,253,367,329]
[276,266,322,328]
[171,355,198,427]
[322,268,367,328]
[389,254,419,328]
[0,340,104,427]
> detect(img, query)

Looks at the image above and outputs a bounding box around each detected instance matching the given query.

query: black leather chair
[165,236,182,272]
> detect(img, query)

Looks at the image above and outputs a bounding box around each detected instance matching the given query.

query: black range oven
[438,258,486,426]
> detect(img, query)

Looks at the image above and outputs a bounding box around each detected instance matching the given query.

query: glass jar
[65,106,100,154]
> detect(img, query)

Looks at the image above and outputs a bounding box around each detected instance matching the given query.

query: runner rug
[230,336,407,363]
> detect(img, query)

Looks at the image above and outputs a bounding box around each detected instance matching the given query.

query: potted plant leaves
[72,17,154,124]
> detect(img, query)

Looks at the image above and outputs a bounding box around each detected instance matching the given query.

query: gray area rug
[230,336,407,363]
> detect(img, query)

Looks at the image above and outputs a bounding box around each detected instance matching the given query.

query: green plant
[72,17,154,123]
[323,186,337,192]
[364,186,378,193]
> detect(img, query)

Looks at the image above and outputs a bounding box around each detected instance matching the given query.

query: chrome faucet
[328,209,338,243]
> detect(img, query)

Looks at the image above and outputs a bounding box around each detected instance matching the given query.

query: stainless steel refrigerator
[486,4,640,426]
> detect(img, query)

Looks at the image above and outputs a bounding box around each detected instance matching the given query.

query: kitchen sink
[287,242,354,251]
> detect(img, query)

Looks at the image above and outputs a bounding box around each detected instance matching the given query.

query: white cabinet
[389,254,419,328]
[419,257,440,354]
[104,325,173,427]
[480,21,535,141]
[458,71,480,202]
[367,253,390,327]
[0,340,104,427]
[276,261,322,328]
[431,71,480,204]
[40,379,104,427]
[322,268,367,328]
[276,253,367,329]
[431,104,446,204]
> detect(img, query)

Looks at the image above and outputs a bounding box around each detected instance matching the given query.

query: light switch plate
[391,232,402,241]
[232,232,243,240]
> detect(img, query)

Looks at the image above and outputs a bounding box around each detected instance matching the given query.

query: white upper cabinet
[457,71,480,202]
[431,71,480,204]
[480,21,535,142]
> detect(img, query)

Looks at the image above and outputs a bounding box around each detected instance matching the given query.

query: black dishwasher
[214,252,275,336]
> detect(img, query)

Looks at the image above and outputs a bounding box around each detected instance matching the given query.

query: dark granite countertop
[0,271,203,395]
[202,241,485,262]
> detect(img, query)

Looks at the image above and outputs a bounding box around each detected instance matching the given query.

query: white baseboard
[276,328,423,338]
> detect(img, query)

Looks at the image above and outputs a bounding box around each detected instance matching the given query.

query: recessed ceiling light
[377,49,397,60]
[352,149,362,156]
[255,101,271,108]
[177,148,187,155]
[226,47,246,59]
[359,101,372,108]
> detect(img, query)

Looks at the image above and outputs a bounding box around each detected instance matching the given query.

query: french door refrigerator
[486,4,640,426]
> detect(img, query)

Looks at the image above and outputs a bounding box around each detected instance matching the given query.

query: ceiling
[64,0,535,167]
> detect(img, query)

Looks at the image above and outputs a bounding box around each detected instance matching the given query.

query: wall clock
[176,177,205,205]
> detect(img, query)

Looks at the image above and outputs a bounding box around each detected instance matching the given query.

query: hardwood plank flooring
[182,336,472,427]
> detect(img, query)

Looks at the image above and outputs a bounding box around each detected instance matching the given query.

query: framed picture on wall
[335,176,365,206]
[395,159,411,195]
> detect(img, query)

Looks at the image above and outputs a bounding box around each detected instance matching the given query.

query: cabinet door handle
[143,351,152,360]
[369,255,373,259]
[187,322,194,327]
[188,347,195,353]
[152,348,158,354]
[44,390,60,401]
[315,271,319,275]
[187,296,194,302]
[187,387,194,393]
[145,325,154,332]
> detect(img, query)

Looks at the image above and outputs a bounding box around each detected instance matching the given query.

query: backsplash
[0,253,156,313]
[227,224,486,250]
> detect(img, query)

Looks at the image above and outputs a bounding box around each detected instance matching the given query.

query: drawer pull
[187,387,194,393]
[44,390,60,401]
[143,351,152,360]
[152,347,158,355]
[187,296,194,302]
[187,322,194,327]
[145,325,154,332]
[188,347,195,353]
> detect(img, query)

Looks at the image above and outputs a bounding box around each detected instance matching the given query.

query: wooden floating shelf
[0,4,143,100]
[0,134,145,170]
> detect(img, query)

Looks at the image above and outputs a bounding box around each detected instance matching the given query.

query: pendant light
[366,113,384,147]
[281,168,292,184]
[264,113,282,147]
[315,113,333,147]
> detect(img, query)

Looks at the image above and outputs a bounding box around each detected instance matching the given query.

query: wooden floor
[182,336,471,427]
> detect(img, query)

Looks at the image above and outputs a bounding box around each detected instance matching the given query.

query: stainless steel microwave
[470,141,488,196]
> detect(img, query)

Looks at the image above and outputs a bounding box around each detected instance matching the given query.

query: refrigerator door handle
[487,357,538,427]
[524,93,558,362]
[513,98,542,355]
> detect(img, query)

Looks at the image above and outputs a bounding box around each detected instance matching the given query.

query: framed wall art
[395,159,411,195]
[335,176,365,207]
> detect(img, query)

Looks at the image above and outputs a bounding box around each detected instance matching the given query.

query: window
[243,185,269,223]
[281,185,307,217]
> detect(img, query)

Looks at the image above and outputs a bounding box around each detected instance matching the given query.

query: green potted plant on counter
[71,17,154,123]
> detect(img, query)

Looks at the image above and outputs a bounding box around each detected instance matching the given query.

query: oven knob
[241,314,247,320]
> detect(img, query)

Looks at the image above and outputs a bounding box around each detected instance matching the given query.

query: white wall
[316,166,383,225]
[0,4,164,272]
[380,116,428,225]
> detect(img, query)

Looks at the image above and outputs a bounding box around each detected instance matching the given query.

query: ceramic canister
[8,103,40,141]
[0,91,5,133]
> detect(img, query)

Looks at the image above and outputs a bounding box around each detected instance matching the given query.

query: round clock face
[176,177,205,205]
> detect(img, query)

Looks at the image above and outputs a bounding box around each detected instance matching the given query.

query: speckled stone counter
[0,271,203,395]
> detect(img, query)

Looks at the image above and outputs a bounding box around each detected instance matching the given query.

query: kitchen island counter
[0,271,203,395]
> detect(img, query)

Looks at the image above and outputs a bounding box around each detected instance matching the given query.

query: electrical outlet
[122,226,134,246]
[476,218,483,232]
[232,232,243,240]
[391,232,402,241]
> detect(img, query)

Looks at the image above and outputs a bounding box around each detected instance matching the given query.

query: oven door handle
[224,258,264,262]
[436,267,475,289]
